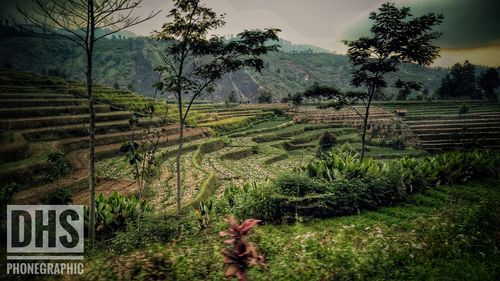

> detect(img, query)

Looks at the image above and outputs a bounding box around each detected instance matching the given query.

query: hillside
[0,32,449,102]
[0,71,282,203]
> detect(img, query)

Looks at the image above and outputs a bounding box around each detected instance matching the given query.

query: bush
[214,182,280,222]
[44,152,71,184]
[459,103,469,115]
[257,91,272,103]
[275,173,329,196]
[44,188,73,204]
[272,169,406,220]
[387,138,406,150]
[84,245,172,281]
[112,212,200,253]
[86,192,152,240]
[306,146,388,180]
[218,150,500,223]
[319,132,337,150]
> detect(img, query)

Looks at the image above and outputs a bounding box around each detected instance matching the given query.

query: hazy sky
[2,0,499,67]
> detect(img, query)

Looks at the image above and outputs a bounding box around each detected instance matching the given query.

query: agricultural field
[377,101,500,151]
[0,71,280,203]
[1,0,500,278]
[1,70,499,281]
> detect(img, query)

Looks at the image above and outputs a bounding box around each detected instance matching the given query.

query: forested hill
[0,32,448,102]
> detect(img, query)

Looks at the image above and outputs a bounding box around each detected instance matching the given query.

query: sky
[2,0,499,67]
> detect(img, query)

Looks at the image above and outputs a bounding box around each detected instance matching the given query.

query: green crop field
[1,2,500,279]
[1,70,499,281]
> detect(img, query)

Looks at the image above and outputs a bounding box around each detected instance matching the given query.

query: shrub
[272,170,406,220]
[44,188,73,204]
[257,91,272,103]
[274,173,329,196]
[111,213,199,253]
[459,103,469,115]
[387,138,406,150]
[220,150,500,223]
[219,216,266,281]
[319,132,337,150]
[84,246,172,281]
[86,192,152,240]
[44,152,71,184]
[214,182,280,222]
[305,146,388,180]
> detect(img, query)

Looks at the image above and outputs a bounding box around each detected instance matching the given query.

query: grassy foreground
[84,180,500,280]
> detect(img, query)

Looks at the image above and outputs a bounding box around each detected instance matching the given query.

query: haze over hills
[0,29,449,102]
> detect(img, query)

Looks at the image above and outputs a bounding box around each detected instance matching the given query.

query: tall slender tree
[343,3,443,161]
[14,0,158,247]
[153,0,279,212]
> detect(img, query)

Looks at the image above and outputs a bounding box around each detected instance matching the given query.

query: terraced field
[3,70,499,209]
[378,101,500,151]
[95,115,429,209]
[0,71,283,204]
[0,72,208,203]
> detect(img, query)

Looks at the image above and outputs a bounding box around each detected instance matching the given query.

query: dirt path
[71,178,138,204]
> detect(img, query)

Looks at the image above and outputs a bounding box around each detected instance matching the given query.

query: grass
[85,180,500,280]
[0,142,56,170]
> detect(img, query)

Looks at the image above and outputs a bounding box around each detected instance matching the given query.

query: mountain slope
[0,33,448,101]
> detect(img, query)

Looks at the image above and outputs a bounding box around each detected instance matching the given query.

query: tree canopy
[153,0,280,211]
[478,68,500,100]
[343,2,443,161]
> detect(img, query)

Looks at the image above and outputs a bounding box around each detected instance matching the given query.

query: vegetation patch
[220,147,257,161]
[263,154,289,165]
[192,139,226,169]
[252,127,305,143]
[189,173,218,207]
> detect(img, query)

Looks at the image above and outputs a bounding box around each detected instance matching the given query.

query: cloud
[435,42,500,67]
[343,0,500,49]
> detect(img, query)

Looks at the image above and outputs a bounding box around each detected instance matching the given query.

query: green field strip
[0,104,111,118]
[0,111,134,130]
[20,117,167,142]
[0,93,74,99]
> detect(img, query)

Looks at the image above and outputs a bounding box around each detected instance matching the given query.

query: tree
[451,61,477,98]
[153,0,279,212]
[395,79,422,100]
[343,3,443,161]
[127,83,135,92]
[257,91,273,103]
[438,61,478,99]
[437,74,454,98]
[289,92,304,107]
[15,0,158,247]
[227,90,237,103]
[302,84,343,106]
[478,68,500,100]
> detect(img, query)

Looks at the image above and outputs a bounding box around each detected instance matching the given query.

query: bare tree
[13,0,159,247]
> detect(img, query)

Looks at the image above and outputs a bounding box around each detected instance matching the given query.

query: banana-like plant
[85,192,152,239]
[195,199,213,230]
[305,144,388,180]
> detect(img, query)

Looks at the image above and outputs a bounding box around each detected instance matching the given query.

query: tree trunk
[360,92,374,162]
[175,103,184,212]
[86,0,96,248]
